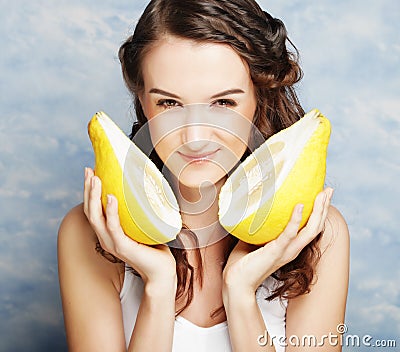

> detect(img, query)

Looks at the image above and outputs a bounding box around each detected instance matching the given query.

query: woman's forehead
[141,35,253,99]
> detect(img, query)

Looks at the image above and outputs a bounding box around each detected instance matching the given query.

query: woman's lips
[178,149,219,163]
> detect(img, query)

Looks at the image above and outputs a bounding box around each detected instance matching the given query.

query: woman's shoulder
[58,203,125,293]
[58,203,97,253]
[318,204,350,254]
[58,203,94,238]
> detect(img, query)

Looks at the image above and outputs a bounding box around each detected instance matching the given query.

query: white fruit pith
[89,109,329,246]
[218,109,330,244]
[91,112,181,244]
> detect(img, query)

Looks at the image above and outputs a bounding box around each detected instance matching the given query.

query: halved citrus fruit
[88,112,182,245]
[218,109,331,244]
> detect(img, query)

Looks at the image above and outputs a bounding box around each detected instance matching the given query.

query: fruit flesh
[218,109,330,244]
[88,112,182,245]
[88,109,329,246]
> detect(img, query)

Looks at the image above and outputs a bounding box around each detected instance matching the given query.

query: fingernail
[91,176,96,188]
[84,167,88,179]
[107,194,112,205]
[297,204,304,216]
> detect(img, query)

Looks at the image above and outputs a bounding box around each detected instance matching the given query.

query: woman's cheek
[217,128,250,160]
[153,133,178,164]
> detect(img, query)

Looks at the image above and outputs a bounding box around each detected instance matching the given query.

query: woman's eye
[213,99,237,107]
[156,99,181,108]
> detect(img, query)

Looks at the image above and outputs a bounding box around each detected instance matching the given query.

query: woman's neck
[167,171,230,251]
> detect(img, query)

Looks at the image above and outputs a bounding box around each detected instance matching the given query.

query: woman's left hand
[222,187,333,296]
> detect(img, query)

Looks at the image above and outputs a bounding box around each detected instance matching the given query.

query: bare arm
[128,279,176,351]
[222,188,334,352]
[285,206,350,351]
[58,168,178,351]
[223,288,276,351]
[58,204,127,351]
[58,204,177,352]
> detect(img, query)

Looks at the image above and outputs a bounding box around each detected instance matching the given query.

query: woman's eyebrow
[210,89,245,99]
[149,88,180,99]
[148,88,245,99]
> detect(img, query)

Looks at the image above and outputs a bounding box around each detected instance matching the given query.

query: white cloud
[359,304,400,334]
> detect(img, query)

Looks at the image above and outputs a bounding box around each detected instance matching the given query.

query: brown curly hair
[98,0,322,317]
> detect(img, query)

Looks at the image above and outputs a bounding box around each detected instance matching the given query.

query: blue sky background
[0,1,399,351]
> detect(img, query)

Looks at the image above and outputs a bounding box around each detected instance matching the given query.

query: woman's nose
[182,123,212,152]
[181,105,213,151]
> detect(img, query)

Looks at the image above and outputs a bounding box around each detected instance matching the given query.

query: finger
[105,194,128,241]
[104,201,171,269]
[295,188,329,246]
[87,176,119,253]
[87,175,108,235]
[83,167,94,217]
[275,203,304,247]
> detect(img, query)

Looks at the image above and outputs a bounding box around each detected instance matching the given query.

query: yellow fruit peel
[218,109,331,245]
[87,109,330,246]
[88,112,182,245]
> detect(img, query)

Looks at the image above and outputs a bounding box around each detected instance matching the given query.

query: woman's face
[139,35,257,190]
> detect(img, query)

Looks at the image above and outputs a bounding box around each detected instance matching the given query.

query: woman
[58,0,350,351]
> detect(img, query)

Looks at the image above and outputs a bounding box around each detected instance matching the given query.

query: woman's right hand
[83,167,177,288]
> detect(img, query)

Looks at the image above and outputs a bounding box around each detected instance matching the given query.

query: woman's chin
[180,171,227,189]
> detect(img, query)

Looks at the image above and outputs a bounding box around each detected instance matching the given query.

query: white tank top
[120,266,287,352]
